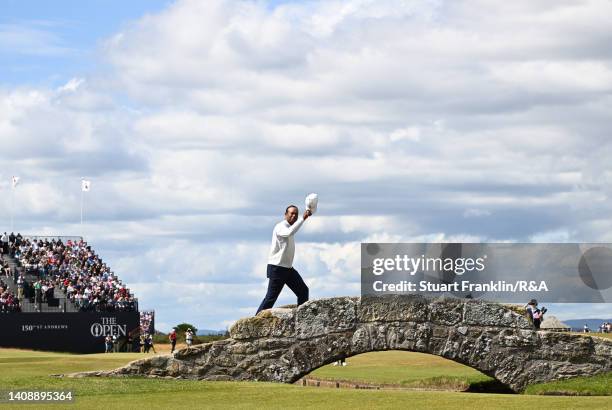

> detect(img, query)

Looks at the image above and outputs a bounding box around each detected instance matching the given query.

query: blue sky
[0,0,175,85]
[1,0,611,331]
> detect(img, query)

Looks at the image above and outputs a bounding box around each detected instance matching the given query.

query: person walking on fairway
[169,328,177,353]
[256,205,312,314]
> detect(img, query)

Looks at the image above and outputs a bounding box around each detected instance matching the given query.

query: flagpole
[80,179,91,240]
[80,183,84,236]
[10,186,14,232]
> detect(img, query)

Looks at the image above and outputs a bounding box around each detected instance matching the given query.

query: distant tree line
[152,322,229,345]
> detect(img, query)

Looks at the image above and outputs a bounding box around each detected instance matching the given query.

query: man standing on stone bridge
[256,205,312,315]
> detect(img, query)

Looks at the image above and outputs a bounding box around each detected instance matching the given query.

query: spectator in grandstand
[140,311,154,334]
[34,280,42,312]
[0,279,20,312]
[1,258,9,277]
[17,274,24,301]
[0,233,8,255]
[16,238,137,313]
[8,233,16,257]
[0,279,20,313]
[41,281,49,302]
[8,243,16,257]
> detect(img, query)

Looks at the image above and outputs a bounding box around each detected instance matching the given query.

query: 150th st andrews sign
[1,312,140,353]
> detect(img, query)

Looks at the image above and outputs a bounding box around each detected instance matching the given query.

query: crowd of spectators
[140,311,154,335]
[1,258,10,276]
[105,329,157,353]
[1,254,19,312]
[0,278,20,312]
[16,237,137,312]
[1,232,24,257]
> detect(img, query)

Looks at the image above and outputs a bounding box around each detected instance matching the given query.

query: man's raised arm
[276,210,312,237]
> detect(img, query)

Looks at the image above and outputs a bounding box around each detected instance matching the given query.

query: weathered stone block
[463,301,530,328]
[230,308,295,340]
[429,297,464,325]
[295,297,357,339]
[358,294,428,323]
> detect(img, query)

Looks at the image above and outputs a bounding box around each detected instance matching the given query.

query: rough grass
[1,348,611,409]
[524,372,612,396]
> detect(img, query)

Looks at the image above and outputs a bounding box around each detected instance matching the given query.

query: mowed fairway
[1,348,611,409]
[309,351,491,390]
[571,332,612,340]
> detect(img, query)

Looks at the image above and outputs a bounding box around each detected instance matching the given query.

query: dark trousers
[256,264,309,315]
[533,318,541,330]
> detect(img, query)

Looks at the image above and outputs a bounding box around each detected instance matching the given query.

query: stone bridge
[77,296,612,392]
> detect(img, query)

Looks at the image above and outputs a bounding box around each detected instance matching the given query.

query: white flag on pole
[12,176,20,189]
[81,179,91,192]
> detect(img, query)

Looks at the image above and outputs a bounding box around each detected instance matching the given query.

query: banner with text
[361,243,612,303]
[0,312,140,353]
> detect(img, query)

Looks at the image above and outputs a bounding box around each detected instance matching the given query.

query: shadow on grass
[466,379,515,394]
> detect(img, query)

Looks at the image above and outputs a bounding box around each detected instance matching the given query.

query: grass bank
[0,348,611,409]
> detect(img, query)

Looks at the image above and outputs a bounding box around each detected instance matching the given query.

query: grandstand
[0,233,152,353]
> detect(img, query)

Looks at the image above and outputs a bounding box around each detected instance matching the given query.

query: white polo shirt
[268,218,305,268]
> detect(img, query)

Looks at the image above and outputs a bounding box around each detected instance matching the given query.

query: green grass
[524,372,612,396]
[309,351,492,390]
[570,332,612,340]
[1,348,611,409]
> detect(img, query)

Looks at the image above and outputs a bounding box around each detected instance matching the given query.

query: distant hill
[197,329,226,336]
[563,319,612,331]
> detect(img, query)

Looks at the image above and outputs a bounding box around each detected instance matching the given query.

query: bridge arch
[299,349,505,392]
[82,296,612,393]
